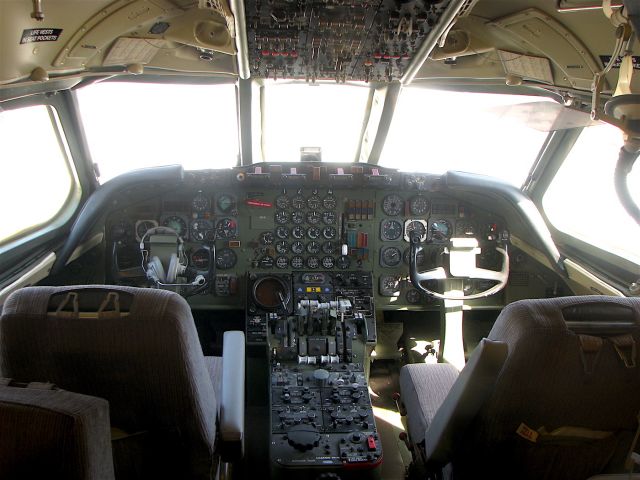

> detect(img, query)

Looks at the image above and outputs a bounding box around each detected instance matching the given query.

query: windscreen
[261,82,370,163]
[76,81,239,183]
[379,88,555,187]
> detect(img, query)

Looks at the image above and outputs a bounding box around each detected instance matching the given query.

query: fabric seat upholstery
[401,296,640,480]
[0,381,114,479]
[0,285,224,479]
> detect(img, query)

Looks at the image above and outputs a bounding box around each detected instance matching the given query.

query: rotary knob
[313,368,330,386]
[286,424,320,452]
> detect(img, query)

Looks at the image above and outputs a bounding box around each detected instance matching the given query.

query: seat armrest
[219,331,245,461]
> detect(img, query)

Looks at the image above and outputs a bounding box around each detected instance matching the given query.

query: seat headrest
[562,302,638,335]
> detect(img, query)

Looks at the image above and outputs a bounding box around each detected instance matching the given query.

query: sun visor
[487,101,601,132]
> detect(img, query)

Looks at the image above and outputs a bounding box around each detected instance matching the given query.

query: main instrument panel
[107,164,508,309]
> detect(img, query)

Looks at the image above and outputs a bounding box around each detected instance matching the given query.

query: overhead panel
[245,0,455,83]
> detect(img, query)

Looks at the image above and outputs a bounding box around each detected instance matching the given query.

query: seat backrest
[0,380,114,480]
[459,296,640,480]
[0,285,218,478]
[424,338,508,464]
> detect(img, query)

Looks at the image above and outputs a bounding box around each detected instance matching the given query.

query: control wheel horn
[409,233,509,300]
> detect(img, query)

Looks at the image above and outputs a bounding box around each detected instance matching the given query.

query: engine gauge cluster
[262,189,343,270]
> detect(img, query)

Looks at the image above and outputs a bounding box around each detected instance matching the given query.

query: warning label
[600,55,640,70]
[20,28,62,44]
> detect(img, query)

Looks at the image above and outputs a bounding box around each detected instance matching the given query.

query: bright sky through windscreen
[263,82,370,163]
[380,88,553,187]
[77,82,239,183]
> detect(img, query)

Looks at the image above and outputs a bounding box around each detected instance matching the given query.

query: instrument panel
[106,164,508,309]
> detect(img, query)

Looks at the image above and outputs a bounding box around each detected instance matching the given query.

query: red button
[367,435,376,451]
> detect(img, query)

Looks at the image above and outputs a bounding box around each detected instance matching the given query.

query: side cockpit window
[0,105,80,246]
[543,123,640,266]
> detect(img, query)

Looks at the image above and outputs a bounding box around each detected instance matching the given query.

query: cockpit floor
[370,360,411,479]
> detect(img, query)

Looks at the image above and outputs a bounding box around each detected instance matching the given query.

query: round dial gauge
[307,195,321,210]
[322,256,335,269]
[162,216,187,237]
[381,246,402,267]
[191,248,210,270]
[292,226,306,239]
[292,195,306,210]
[430,220,452,242]
[275,195,290,209]
[253,276,289,309]
[382,194,404,216]
[215,218,238,239]
[275,240,289,254]
[381,219,402,241]
[217,194,236,214]
[307,241,321,254]
[276,226,289,239]
[215,247,237,269]
[322,226,337,239]
[322,211,336,224]
[135,220,158,241]
[192,192,210,212]
[336,255,351,269]
[291,241,305,254]
[260,231,275,245]
[306,256,320,269]
[405,220,427,241]
[322,241,337,254]
[409,196,430,216]
[323,195,337,209]
[306,211,321,224]
[404,247,426,266]
[275,211,289,225]
[291,256,304,269]
[406,289,422,305]
[292,211,305,225]
[275,256,289,269]
[190,219,213,242]
[307,227,321,239]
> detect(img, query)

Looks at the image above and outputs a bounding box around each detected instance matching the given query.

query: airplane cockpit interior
[1,0,640,479]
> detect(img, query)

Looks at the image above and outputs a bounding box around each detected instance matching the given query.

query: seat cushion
[204,355,223,411]
[400,363,458,444]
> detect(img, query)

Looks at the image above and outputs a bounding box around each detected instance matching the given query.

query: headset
[139,227,188,284]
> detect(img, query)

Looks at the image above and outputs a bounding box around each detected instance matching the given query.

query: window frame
[0,93,85,280]
[530,126,640,291]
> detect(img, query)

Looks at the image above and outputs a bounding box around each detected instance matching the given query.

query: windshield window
[543,123,640,265]
[379,88,554,187]
[0,105,76,244]
[76,82,239,183]
[262,83,369,163]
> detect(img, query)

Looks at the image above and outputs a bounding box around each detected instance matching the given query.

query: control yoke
[409,233,509,300]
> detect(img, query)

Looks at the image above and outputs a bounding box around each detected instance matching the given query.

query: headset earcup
[148,256,166,283]
[166,253,179,283]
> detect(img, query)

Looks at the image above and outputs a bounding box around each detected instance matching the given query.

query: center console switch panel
[246,271,382,478]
